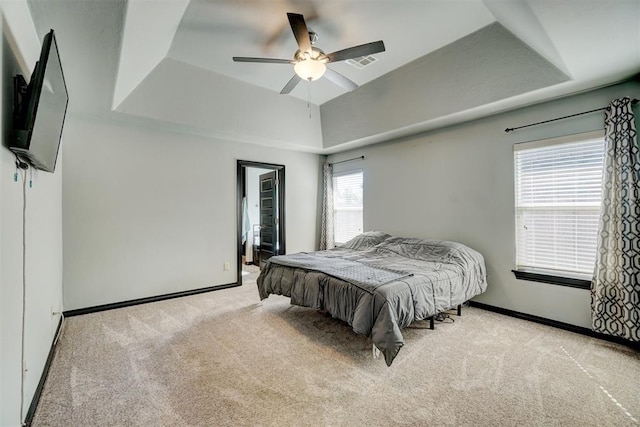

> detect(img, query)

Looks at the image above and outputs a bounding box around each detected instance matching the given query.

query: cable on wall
[15,155,29,426]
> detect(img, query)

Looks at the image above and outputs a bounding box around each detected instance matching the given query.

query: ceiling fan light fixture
[294,58,326,81]
[233,12,385,94]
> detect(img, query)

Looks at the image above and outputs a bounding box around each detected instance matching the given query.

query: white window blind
[514,131,605,278]
[333,170,363,244]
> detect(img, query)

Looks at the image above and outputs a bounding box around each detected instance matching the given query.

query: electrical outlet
[223,262,230,271]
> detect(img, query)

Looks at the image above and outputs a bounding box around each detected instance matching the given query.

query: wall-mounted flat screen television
[10,29,68,173]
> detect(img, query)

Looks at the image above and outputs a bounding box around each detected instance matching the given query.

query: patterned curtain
[319,163,335,250]
[591,97,640,341]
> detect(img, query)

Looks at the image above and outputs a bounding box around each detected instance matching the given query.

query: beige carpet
[34,284,639,426]
[242,263,260,275]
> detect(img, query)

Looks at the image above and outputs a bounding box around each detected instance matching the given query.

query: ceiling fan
[233,12,385,95]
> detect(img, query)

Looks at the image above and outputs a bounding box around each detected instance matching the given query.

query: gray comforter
[256,236,488,366]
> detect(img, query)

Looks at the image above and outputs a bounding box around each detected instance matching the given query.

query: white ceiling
[24,0,640,153]
[170,0,496,105]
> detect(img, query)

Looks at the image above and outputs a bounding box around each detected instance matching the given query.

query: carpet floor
[33,284,639,426]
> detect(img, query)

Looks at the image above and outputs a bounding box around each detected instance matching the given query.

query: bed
[256,232,488,366]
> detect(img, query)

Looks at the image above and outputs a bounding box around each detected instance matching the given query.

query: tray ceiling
[23,0,640,153]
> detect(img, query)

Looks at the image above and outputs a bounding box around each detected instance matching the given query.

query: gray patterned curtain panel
[591,97,640,341]
[319,163,335,250]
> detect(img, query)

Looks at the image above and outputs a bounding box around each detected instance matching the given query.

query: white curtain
[591,97,640,341]
[319,163,334,250]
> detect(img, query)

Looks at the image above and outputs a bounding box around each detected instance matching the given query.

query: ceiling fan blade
[325,40,385,63]
[263,22,289,51]
[287,12,312,53]
[233,57,294,64]
[324,68,358,91]
[264,2,320,51]
[280,74,302,94]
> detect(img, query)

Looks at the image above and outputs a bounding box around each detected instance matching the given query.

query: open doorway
[236,160,286,286]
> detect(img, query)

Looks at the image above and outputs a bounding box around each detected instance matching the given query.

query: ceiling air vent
[346,55,378,69]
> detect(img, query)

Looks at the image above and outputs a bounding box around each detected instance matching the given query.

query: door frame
[236,160,286,286]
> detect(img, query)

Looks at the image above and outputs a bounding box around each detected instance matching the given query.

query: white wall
[0,4,64,425]
[329,80,640,329]
[62,116,321,311]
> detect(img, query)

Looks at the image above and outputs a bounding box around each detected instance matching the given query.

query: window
[513,131,605,284]
[333,170,363,245]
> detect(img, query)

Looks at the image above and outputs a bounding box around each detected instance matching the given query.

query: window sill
[512,270,591,289]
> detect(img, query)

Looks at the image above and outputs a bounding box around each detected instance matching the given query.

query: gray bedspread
[256,236,488,366]
[266,252,413,292]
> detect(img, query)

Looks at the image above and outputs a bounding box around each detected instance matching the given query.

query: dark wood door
[259,171,278,267]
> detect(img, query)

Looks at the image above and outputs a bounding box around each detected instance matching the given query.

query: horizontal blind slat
[333,171,363,244]
[514,136,604,276]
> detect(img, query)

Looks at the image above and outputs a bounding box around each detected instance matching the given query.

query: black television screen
[10,29,68,173]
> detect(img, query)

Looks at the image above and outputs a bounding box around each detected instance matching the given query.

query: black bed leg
[429,316,435,330]
[457,304,462,316]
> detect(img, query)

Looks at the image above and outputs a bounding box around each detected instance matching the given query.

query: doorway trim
[236,160,286,286]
